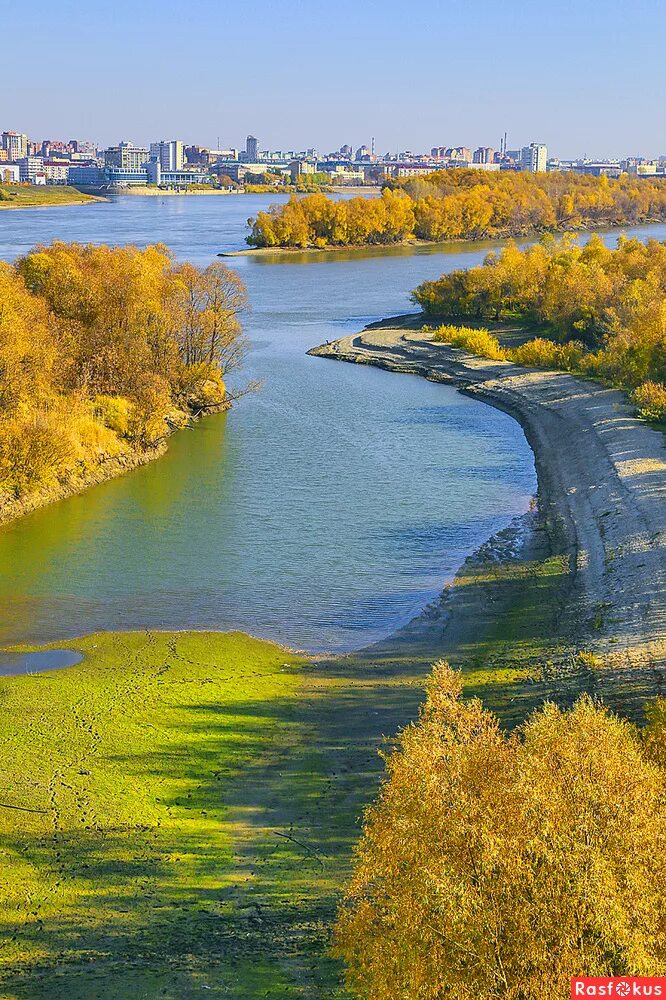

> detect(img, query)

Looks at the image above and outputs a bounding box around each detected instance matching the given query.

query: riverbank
[226,215,666,257]
[309,316,666,688]
[2,377,663,994]
[116,186,240,196]
[0,499,594,998]
[0,402,227,527]
[0,185,105,209]
[114,186,373,199]
[220,238,444,257]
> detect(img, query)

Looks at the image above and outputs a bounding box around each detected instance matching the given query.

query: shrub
[576,650,604,670]
[126,374,172,445]
[73,410,126,462]
[93,395,132,436]
[0,412,75,497]
[509,337,586,371]
[177,363,227,408]
[632,381,666,422]
[643,697,666,766]
[433,324,507,361]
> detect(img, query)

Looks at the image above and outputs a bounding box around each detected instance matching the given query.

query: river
[1,196,661,653]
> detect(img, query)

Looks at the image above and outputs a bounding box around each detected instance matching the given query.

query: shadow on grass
[0,664,427,998]
[2,531,658,998]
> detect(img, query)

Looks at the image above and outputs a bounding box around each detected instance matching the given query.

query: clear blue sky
[4,0,664,158]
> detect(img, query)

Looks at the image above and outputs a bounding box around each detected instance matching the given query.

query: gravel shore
[309,318,666,689]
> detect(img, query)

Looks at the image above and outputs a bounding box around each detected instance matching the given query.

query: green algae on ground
[0,544,635,999]
[0,630,336,998]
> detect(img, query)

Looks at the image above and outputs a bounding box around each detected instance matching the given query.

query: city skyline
[5,0,666,160]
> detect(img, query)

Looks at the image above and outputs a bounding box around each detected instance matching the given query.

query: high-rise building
[2,131,28,160]
[149,140,184,171]
[104,142,149,171]
[18,155,45,183]
[473,146,495,164]
[521,143,548,173]
[246,135,259,160]
[446,146,472,162]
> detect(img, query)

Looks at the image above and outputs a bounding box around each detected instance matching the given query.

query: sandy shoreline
[0,195,106,211]
[309,317,666,681]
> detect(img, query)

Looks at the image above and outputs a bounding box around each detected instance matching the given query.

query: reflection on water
[0,649,83,676]
[2,197,658,652]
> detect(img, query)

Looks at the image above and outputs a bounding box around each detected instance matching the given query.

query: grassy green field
[0,526,648,998]
[0,632,336,998]
[0,185,102,209]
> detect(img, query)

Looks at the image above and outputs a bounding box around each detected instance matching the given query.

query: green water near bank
[2,198,661,652]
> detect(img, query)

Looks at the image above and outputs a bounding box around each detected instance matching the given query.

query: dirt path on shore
[309,318,666,698]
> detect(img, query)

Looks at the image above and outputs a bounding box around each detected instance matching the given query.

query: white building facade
[521,143,548,173]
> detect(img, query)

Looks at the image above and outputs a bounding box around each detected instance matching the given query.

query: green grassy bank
[0,185,103,209]
[0,530,642,998]
[0,632,323,998]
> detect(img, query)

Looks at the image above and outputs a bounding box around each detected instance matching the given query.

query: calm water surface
[1,197,662,652]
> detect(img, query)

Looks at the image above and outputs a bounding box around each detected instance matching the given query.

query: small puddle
[0,649,83,676]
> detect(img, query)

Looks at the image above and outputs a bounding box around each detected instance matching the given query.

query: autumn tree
[1,243,248,498]
[0,262,58,412]
[17,241,180,398]
[412,235,666,394]
[335,663,666,1000]
[247,170,666,249]
[172,260,248,405]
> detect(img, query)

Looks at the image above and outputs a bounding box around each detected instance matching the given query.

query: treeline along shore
[412,233,666,419]
[0,242,248,524]
[245,168,666,249]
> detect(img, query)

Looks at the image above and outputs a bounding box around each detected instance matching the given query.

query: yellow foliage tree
[413,235,666,391]
[335,663,666,999]
[247,170,666,249]
[0,244,248,499]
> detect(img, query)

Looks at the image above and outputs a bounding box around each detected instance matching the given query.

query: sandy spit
[309,319,666,676]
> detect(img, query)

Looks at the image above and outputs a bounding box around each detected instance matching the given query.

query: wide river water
[1,196,663,652]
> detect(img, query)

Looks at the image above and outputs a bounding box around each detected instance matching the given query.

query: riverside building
[103,142,149,171]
